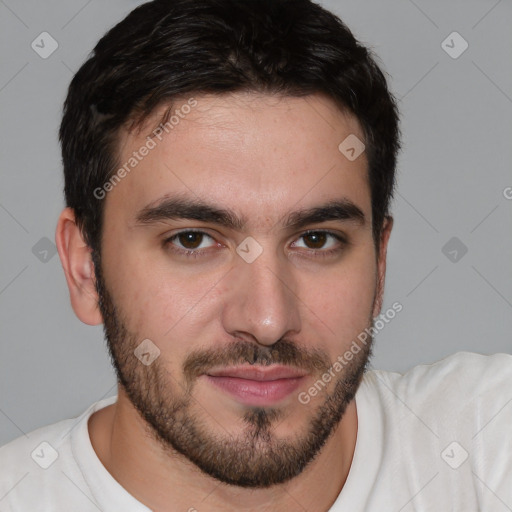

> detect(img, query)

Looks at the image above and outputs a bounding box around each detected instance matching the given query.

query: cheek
[100,237,224,345]
[302,251,377,346]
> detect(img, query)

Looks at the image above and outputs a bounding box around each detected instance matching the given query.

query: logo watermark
[93,98,198,200]
[298,301,403,404]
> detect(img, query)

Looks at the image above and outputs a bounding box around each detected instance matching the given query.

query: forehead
[106,92,371,230]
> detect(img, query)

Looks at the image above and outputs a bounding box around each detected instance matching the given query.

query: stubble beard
[94,261,373,488]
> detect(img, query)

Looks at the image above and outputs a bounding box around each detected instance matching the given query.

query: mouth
[204,365,308,407]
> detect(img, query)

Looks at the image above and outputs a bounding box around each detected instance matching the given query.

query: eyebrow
[284,200,365,229]
[134,195,366,230]
[135,196,245,229]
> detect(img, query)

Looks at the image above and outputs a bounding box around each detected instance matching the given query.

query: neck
[88,387,358,512]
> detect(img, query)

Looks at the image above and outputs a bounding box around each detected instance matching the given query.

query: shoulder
[350,353,512,508]
[365,351,512,400]
[0,416,75,471]
[0,417,74,509]
[361,351,512,437]
[0,397,116,511]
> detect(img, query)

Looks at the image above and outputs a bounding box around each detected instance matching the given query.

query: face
[95,92,386,487]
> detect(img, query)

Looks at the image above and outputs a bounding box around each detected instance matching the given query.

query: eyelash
[163,230,216,259]
[163,229,348,259]
[291,230,348,259]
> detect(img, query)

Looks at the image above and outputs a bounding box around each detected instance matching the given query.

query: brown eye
[165,231,217,253]
[177,232,204,249]
[302,232,328,249]
[292,231,346,256]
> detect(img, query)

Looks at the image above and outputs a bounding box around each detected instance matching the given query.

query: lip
[205,365,307,406]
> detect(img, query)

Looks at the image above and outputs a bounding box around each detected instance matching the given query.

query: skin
[56,92,393,512]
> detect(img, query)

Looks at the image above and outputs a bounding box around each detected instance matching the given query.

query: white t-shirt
[1,351,511,511]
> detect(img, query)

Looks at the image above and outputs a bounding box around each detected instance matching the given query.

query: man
[1,0,510,510]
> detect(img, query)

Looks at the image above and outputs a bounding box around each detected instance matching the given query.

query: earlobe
[55,208,103,326]
[372,216,393,318]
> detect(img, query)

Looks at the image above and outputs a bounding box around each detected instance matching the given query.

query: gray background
[1,0,511,446]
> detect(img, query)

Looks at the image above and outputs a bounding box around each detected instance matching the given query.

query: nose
[221,249,302,347]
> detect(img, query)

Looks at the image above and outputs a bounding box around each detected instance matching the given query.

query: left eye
[167,231,216,250]
[292,232,341,250]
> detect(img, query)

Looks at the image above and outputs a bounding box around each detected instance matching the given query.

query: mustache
[183,339,331,383]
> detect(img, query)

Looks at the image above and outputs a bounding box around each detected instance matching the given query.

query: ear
[372,216,393,318]
[55,208,103,325]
